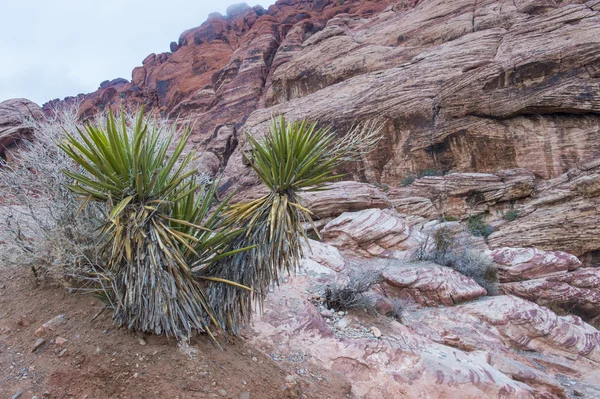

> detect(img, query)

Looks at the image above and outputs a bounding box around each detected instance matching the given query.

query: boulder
[301,181,391,219]
[501,268,600,318]
[0,99,43,157]
[250,264,599,398]
[490,247,582,282]
[321,208,412,257]
[382,261,488,306]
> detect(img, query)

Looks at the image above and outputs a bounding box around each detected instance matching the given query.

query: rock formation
[0,99,43,158]
[6,0,600,397]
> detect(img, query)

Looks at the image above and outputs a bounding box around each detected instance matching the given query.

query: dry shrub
[413,225,499,295]
[324,270,383,311]
[0,102,105,282]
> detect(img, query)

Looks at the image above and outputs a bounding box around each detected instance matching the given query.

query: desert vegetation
[0,106,381,341]
[414,225,499,295]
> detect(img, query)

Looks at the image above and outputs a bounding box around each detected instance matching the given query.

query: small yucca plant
[199,116,382,332]
[59,109,244,339]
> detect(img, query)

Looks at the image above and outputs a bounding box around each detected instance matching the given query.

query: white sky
[0,1,274,106]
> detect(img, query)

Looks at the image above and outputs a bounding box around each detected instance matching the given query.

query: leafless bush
[0,102,106,283]
[324,270,383,311]
[413,225,499,295]
[0,104,210,286]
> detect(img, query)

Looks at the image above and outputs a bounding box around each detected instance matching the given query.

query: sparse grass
[503,210,520,222]
[400,174,416,186]
[418,169,444,178]
[467,214,494,238]
[372,181,389,192]
[440,215,459,222]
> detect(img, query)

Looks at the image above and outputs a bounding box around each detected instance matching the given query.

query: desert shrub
[372,181,389,192]
[503,209,520,222]
[467,214,494,237]
[0,103,105,282]
[413,225,499,295]
[418,169,444,178]
[58,108,244,340]
[201,116,383,333]
[439,215,459,222]
[324,270,383,311]
[400,174,416,186]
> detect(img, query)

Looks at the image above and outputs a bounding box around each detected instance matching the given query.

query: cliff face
[44,0,600,187]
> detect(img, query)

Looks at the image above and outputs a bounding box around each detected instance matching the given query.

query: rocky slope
[42,0,600,183]
[37,0,600,259]
[3,0,599,397]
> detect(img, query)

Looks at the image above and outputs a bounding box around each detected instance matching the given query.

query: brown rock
[301,181,391,219]
[388,170,535,218]
[32,338,46,352]
[489,161,600,257]
[0,98,43,157]
[34,314,67,337]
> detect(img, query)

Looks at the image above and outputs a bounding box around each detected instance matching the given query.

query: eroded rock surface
[382,261,488,306]
[321,208,413,257]
[0,99,43,157]
[490,247,583,282]
[251,246,600,399]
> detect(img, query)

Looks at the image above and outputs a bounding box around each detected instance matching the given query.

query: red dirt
[0,268,351,399]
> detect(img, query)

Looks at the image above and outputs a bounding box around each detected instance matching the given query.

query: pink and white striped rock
[489,247,582,282]
[460,295,600,364]
[321,208,413,257]
[382,261,487,306]
[501,268,600,317]
[302,238,345,273]
[251,273,543,399]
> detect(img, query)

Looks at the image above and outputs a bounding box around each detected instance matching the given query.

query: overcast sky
[0,0,274,106]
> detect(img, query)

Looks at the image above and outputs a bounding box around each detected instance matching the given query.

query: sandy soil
[0,268,351,399]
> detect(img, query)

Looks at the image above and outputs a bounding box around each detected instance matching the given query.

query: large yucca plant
[198,116,382,332]
[59,109,244,339]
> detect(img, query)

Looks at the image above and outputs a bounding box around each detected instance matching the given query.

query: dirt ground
[0,268,351,399]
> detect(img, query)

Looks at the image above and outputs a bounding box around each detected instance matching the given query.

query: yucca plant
[198,116,382,332]
[59,108,245,339]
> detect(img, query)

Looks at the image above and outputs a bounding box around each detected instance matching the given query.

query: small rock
[32,338,46,352]
[218,389,227,397]
[338,311,345,316]
[285,375,296,383]
[251,356,257,362]
[133,373,139,378]
[34,314,67,337]
[320,309,334,318]
[239,392,250,399]
[573,390,583,397]
[11,391,22,399]
[334,316,351,329]
[138,338,147,346]
[58,348,68,358]
[55,337,68,345]
[370,327,382,338]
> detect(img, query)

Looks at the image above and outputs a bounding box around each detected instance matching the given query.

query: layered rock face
[43,0,600,188]
[0,99,43,158]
